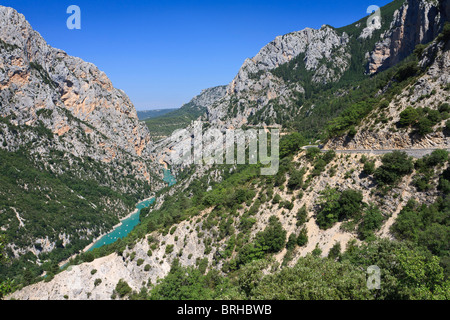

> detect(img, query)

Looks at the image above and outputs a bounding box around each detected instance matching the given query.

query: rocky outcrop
[189,85,227,112]
[206,25,351,126]
[368,0,449,74]
[0,6,151,159]
[0,6,166,264]
[326,40,450,151]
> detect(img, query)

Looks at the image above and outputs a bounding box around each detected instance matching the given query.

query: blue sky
[1,0,392,110]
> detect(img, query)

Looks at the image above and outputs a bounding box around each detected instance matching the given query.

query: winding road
[302,145,450,158]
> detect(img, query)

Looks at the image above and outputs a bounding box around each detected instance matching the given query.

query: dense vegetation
[0,113,157,289]
[130,239,449,300]
[374,151,414,187]
[144,102,207,139]
[137,108,178,121]
[109,147,449,301]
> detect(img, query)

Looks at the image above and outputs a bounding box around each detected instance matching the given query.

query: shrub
[279,132,306,158]
[363,161,376,175]
[358,204,384,240]
[437,21,450,42]
[296,228,308,247]
[255,216,287,253]
[439,103,450,113]
[398,107,419,127]
[427,110,441,124]
[165,244,174,254]
[394,61,419,82]
[94,279,102,287]
[115,279,132,298]
[287,169,305,190]
[413,44,427,59]
[272,194,282,204]
[374,151,414,186]
[322,150,336,163]
[426,149,448,167]
[286,234,297,250]
[305,147,321,161]
[316,188,364,229]
[416,117,434,136]
[328,242,341,260]
[296,206,308,226]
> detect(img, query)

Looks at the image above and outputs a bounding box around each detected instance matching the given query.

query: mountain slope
[137,109,178,121]
[8,0,450,300]
[0,5,167,285]
[144,85,227,139]
[204,0,448,136]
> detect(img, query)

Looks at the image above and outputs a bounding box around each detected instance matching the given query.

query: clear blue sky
[1,0,392,110]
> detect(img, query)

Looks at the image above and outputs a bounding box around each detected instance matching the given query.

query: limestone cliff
[368,0,450,74]
[207,25,351,126]
[0,6,151,160]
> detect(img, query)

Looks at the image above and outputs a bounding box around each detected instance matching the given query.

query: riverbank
[58,196,155,268]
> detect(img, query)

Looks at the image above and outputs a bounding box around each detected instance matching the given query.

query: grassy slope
[137,109,178,121]
[144,102,207,139]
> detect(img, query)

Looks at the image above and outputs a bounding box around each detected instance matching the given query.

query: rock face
[207,26,351,126]
[202,0,449,129]
[5,0,450,301]
[0,6,151,159]
[0,6,164,264]
[189,85,228,112]
[368,0,450,74]
[326,40,450,151]
[149,85,227,164]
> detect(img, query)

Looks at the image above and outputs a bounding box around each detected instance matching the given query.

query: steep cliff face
[0,6,151,159]
[202,0,448,130]
[326,33,450,151]
[207,26,351,126]
[0,6,163,270]
[368,0,449,74]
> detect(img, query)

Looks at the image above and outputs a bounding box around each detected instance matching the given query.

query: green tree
[255,216,287,253]
[328,242,342,260]
[316,187,341,229]
[374,151,414,186]
[286,233,297,250]
[358,204,385,240]
[0,235,14,299]
[363,160,376,175]
[279,133,305,159]
[115,279,132,298]
[296,206,308,226]
[149,259,221,300]
[296,227,308,247]
[394,61,419,82]
[398,107,420,127]
[287,169,305,190]
[251,255,373,300]
[316,188,364,229]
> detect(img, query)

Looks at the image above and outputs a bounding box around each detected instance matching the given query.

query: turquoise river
[87,169,176,251]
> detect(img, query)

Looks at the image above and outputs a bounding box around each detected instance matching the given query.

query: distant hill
[137,109,178,120]
[144,86,227,139]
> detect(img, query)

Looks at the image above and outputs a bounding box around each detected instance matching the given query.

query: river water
[87,169,176,251]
